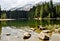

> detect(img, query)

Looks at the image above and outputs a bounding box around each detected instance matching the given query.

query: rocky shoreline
[0,26,60,41]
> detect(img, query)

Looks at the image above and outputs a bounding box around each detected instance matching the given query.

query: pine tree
[40,5,44,19]
[49,0,53,13]
[0,6,1,18]
[50,0,53,9]
[35,7,38,18]
[44,3,49,12]
[56,5,58,14]
[44,3,50,17]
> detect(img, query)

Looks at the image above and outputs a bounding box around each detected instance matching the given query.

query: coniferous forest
[1,0,60,41]
[0,0,60,19]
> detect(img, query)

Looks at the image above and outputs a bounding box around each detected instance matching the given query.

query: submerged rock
[23,32,31,39]
[39,32,50,40]
[30,28,36,31]
[5,33,11,36]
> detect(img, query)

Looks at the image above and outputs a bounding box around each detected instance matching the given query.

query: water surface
[0,19,60,41]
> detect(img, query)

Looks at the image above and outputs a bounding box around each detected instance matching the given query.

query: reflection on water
[1,19,60,27]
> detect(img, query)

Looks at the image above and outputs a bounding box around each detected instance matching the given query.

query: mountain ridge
[10,1,60,11]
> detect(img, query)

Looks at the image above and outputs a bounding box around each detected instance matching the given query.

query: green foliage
[28,7,36,19]
[0,6,1,18]
[1,0,60,19]
[40,5,44,18]
[1,12,7,19]
[47,13,50,18]
[35,7,38,17]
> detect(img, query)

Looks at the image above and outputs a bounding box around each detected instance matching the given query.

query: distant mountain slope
[16,4,34,11]
[10,1,43,11]
[54,2,60,5]
[10,1,60,11]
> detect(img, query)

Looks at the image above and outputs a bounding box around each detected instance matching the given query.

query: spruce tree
[40,5,43,19]
[50,0,53,10]
[0,6,1,18]
[35,7,38,18]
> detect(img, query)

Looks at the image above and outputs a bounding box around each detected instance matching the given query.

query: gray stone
[42,30,51,33]
[39,32,50,40]
[38,25,46,30]
[30,28,36,31]
[5,33,11,36]
[23,32,31,39]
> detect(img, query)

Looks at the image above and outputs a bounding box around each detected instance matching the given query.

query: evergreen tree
[44,3,49,17]
[35,7,38,18]
[40,5,44,18]
[49,0,54,18]
[0,6,1,18]
[49,0,53,10]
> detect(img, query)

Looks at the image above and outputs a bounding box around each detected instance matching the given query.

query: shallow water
[0,19,60,41]
[0,26,40,41]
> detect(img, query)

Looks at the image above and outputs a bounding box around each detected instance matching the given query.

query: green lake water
[0,19,60,41]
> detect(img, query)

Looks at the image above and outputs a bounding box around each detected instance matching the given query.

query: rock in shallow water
[42,30,52,33]
[37,25,46,30]
[1,27,39,41]
[30,28,36,31]
[5,33,11,36]
[23,32,31,39]
[39,32,50,40]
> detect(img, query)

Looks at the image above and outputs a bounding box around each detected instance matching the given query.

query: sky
[0,0,60,10]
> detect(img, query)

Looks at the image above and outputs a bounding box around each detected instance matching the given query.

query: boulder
[37,25,46,30]
[23,32,31,39]
[30,28,36,31]
[42,30,52,33]
[54,29,58,33]
[39,32,50,40]
[52,28,60,34]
